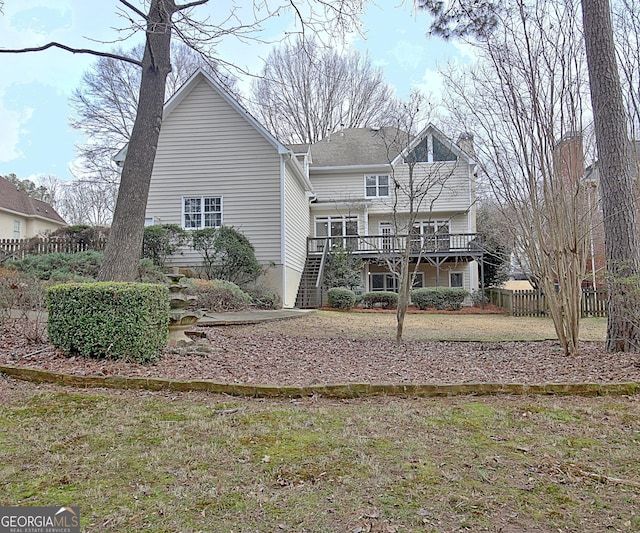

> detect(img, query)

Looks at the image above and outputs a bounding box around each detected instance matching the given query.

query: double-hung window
[365,174,390,198]
[183,196,222,229]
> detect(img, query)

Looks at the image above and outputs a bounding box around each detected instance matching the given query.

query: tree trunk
[582,0,640,351]
[98,0,175,282]
[396,248,412,345]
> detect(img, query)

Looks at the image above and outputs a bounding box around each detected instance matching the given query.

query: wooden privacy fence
[0,237,107,263]
[488,288,608,318]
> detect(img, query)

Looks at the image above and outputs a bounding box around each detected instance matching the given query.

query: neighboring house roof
[0,176,66,225]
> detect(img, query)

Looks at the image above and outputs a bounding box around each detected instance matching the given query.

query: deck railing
[307,233,483,256]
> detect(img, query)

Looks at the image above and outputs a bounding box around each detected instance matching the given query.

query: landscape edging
[2,364,639,398]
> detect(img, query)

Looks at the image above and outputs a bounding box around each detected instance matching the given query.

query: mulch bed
[1,319,639,387]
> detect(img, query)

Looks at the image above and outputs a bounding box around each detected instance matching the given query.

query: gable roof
[165,68,293,155]
[309,124,475,169]
[114,68,293,165]
[113,68,313,192]
[391,123,476,166]
[0,176,66,225]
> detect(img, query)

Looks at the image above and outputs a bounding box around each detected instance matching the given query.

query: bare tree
[372,92,458,344]
[421,0,640,352]
[252,37,398,144]
[441,0,594,356]
[1,0,364,281]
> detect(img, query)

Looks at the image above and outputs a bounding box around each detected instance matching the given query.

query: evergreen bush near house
[10,251,103,281]
[470,289,486,306]
[327,287,356,310]
[411,287,469,311]
[137,258,170,283]
[9,252,166,284]
[191,226,263,286]
[142,224,188,268]
[46,282,169,363]
[246,284,280,310]
[361,291,398,309]
[323,247,363,291]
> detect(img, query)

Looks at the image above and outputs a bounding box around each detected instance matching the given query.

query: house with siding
[139,69,481,307]
[0,176,66,240]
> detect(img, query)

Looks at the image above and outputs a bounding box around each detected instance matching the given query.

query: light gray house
[136,69,481,308]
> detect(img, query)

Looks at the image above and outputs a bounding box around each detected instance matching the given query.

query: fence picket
[487,287,608,318]
[0,237,107,263]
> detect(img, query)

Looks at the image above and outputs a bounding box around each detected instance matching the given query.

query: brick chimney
[553,131,585,184]
[457,132,475,158]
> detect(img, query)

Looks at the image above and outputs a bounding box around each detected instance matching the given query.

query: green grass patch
[0,389,638,531]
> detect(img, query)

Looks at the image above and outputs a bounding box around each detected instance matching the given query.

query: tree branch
[117,0,149,21]
[0,42,142,67]
[176,0,210,10]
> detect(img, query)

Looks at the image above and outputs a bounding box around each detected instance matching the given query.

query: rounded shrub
[188,278,252,312]
[327,287,356,310]
[411,287,469,310]
[46,282,169,363]
[361,291,398,309]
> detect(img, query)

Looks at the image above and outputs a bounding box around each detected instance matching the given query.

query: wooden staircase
[295,256,324,308]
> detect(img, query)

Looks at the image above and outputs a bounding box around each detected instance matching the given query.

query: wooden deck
[306,233,483,261]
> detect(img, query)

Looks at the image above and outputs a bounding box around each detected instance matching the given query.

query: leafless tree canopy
[442,0,593,356]
[251,37,398,144]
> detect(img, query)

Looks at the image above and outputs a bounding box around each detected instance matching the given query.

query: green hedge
[47,282,169,363]
[327,287,356,310]
[411,287,469,310]
[361,291,398,309]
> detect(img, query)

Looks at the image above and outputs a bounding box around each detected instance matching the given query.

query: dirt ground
[1,311,638,387]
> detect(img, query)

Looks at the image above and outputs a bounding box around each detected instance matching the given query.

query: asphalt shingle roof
[0,176,66,224]
[308,127,411,167]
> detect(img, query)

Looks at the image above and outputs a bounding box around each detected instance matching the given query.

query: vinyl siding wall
[282,162,311,307]
[310,161,473,223]
[145,79,283,271]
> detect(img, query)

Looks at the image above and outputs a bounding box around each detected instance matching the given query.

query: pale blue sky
[0,0,470,182]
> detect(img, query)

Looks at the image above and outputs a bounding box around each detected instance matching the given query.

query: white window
[450,272,464,288]
[365,174,390,198]
[315,216,358,249]
[183,196,222,229]
[13,220,21,239]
